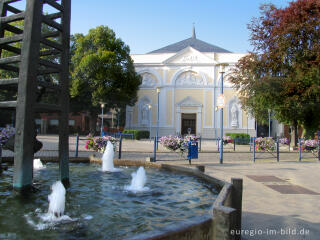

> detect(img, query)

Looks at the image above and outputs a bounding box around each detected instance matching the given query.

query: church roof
[149,26,231,54]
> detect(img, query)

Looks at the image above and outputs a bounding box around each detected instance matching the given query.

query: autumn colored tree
[230,0,320,144]
[70,26,141,133]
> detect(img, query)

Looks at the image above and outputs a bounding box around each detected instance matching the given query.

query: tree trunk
[89,113,98,136]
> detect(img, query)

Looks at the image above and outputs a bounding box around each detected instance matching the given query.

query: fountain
[102,141,121,172]
[0,162,243,239]
[125,166,149,193]
[33,159,45,170]
[48,181,66,218]
[24,181,72,230]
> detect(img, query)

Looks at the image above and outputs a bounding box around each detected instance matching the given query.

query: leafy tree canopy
[230,0,320,139]
[70,26,141,117]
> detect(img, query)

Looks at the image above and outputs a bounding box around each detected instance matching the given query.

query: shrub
[122,130,149,140]
[226,133,250,145]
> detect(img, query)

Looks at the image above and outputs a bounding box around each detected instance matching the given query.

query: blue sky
[15,0,292,54]
[71,0,291,54]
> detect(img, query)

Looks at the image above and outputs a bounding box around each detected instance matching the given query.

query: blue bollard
[298,139,301,162]
[156,135,159,150]
[276,138,279,162]
[75,134,79,158]
[220,137,223,164]
[118,134,122,159]
[253,137,256,162]
[153,137,157,162]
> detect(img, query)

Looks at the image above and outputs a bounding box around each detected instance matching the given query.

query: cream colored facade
[126,39,256,138]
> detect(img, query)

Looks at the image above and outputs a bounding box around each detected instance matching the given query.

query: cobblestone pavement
[1,135,319,239]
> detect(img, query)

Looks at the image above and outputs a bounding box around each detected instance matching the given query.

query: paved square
[266,184,320,195]
[246,175,287,182]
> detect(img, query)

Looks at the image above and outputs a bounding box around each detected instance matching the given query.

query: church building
[125,28,256,138]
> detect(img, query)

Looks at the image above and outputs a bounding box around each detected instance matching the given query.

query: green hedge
[122,130,149,140]
[226,133,250,145]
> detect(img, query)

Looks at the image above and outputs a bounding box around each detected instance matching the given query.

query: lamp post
[156,87,160,148]
[148,104,152,141]
[268,109,271,137]
[219,65,225,164]
[100,102,105,136]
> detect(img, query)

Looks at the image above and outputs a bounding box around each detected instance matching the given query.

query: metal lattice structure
[0,0,71,190]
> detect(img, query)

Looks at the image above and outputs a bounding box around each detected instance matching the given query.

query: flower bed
[255,137,275,152]
[0,127,15,146]
[85,135,116,153]
[159,135,198,157]
[159,135,187,154]
[223,136,233,144]
[184,134,199,142]
[279,138,289,145]
[300,139,319,152]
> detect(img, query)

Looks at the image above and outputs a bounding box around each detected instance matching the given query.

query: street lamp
[148,104,152,141]
[219,65,225,164]
[156,87,160,149]
[100,102,105,136]
[268,109,271,137]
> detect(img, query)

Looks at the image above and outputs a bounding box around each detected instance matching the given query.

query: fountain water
[1,163,219,239]
[24,181,72,230]
[33,159,45,169]
[125,167,149,193]
[48,181,66,218]
[102,141,121,172]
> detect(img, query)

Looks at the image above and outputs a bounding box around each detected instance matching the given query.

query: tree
[229,0,320,145]
[70,26,141,133]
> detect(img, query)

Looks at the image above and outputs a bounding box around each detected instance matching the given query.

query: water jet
[102,141,121,172]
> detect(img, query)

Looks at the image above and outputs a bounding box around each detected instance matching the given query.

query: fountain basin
[0,158,242,240]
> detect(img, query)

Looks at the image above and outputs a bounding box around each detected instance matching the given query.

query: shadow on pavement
[241,211,319,240]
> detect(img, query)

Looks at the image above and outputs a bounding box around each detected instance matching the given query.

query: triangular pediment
[163,46,216,65]
[177,96,202,107]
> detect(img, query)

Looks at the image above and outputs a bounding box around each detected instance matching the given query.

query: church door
[181,113,196,135]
